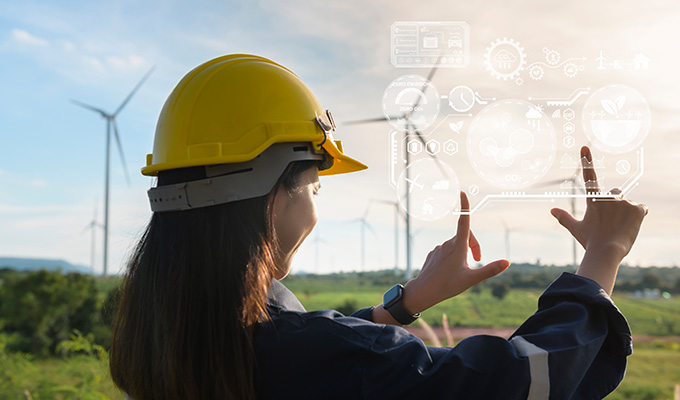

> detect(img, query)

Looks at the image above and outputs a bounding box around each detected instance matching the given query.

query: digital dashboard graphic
[385,23,650,220]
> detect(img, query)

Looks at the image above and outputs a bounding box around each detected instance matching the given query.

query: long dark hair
[110,158,322,399]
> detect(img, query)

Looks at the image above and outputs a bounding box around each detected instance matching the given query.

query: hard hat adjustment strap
[315,109,336,149]
[147,142,324,212]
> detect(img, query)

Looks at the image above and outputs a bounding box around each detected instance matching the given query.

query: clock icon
[448,85,476,113]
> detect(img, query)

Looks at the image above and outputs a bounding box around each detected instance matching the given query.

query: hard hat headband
[148,142,325,212]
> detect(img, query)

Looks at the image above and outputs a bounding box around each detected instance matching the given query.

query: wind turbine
[311,227,330,274]
[348,202,377,272]
[370,199,406,275]
[81,201,104,274]
[535,167,583,270]
[343,56,443,280]
[500,218,522,261]
[72,67,155,276]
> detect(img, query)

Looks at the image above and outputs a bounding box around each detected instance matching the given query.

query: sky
[1,0,679,276]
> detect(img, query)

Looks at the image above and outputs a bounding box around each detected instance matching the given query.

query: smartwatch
[382,284,420,325]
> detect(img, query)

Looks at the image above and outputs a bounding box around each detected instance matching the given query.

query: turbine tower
[349,203,376,272]
[81,200,104,275]
[370,199,404,275]
[72,67,154,275]
[500,218,521,261]
[536,168,583,270]
[311,227,329,274]
[342,56,442,280]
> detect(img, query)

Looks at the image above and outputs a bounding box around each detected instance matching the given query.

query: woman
[110,54,647,399]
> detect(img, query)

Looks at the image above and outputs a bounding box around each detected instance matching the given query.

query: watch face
[383,284,403,308]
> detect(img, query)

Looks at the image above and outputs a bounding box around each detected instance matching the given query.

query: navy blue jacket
[253,273,632,399]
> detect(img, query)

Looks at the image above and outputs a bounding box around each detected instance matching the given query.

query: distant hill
[0,257,90,274]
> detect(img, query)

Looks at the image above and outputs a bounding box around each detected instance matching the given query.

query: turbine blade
[341,116,392,126]
[362,202,372,220]
[71,99,108,117]
[80,222,94,235]
[112,120,131,186]
[114,65,155,116]
[413,129,448,178]
[500,218,509,230]
[365,222,377,237]
[374,199,396,206]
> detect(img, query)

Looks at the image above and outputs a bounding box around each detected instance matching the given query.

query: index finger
[455,191,471,247]
[581,146,600,196]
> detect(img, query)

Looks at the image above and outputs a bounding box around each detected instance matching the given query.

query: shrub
[0,270,98,356]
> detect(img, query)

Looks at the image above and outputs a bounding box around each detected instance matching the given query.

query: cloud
[493,49,517,63]
[28,179,48,188]
[10,28,49,47]
[82,56,105,73]
[105,54,145,70]
[525,107,543,119]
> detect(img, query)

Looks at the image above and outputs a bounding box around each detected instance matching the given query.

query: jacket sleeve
[509,272,632,399]
[350,306,375,322]
[360,272,632,400]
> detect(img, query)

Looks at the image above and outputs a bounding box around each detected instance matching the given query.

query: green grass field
[282,276,680,399]
[284,276,680,336]
[1,272,677,399]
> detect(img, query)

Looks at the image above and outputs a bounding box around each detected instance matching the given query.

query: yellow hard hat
[142,53,367,177]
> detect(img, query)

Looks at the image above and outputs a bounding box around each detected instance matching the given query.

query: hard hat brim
[318,139,368,176]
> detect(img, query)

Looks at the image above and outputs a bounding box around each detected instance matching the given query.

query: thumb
[550,207,580,237]
[469,259,510,285]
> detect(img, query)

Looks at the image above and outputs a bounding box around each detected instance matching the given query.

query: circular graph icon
[383,75,440,132]
[396,158,460,221]
[467,99,556,189]
[581,84,651,154]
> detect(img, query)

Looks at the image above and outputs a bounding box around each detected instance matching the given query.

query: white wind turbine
[72,67,154,276]
[343,57,444,280]
[348,202,377,272]
[81,200,104,274]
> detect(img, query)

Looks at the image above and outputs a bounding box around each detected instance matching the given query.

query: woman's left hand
[401,191,511,315]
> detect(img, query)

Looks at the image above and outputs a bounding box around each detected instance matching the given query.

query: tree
[0,270,98,356]
[491,283,510,300]
[334,298,359,316]
[641,271,661,289]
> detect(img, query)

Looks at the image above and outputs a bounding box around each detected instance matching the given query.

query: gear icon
[543,48,561,66]
[528,65,545,80]
[564,62,578,78]
[515,77,524,86]
[484,38,527,81]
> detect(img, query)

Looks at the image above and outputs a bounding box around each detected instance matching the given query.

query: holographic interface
[386,23,649,220]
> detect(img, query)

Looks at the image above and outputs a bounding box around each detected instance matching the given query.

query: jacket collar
[266,279,307,313]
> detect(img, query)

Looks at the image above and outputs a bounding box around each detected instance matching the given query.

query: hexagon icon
[443,139,459,155]
[563,136,575,148]
[426,139,441,155]
[563,122,575,134]
[563,108,575,121]
[407,140,423,155]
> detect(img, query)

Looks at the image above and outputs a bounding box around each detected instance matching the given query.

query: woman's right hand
[371,191,509,326]
[549,146,648,294]
[401,191,510,315]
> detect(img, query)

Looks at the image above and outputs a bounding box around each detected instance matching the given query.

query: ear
[272,184,290,219]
